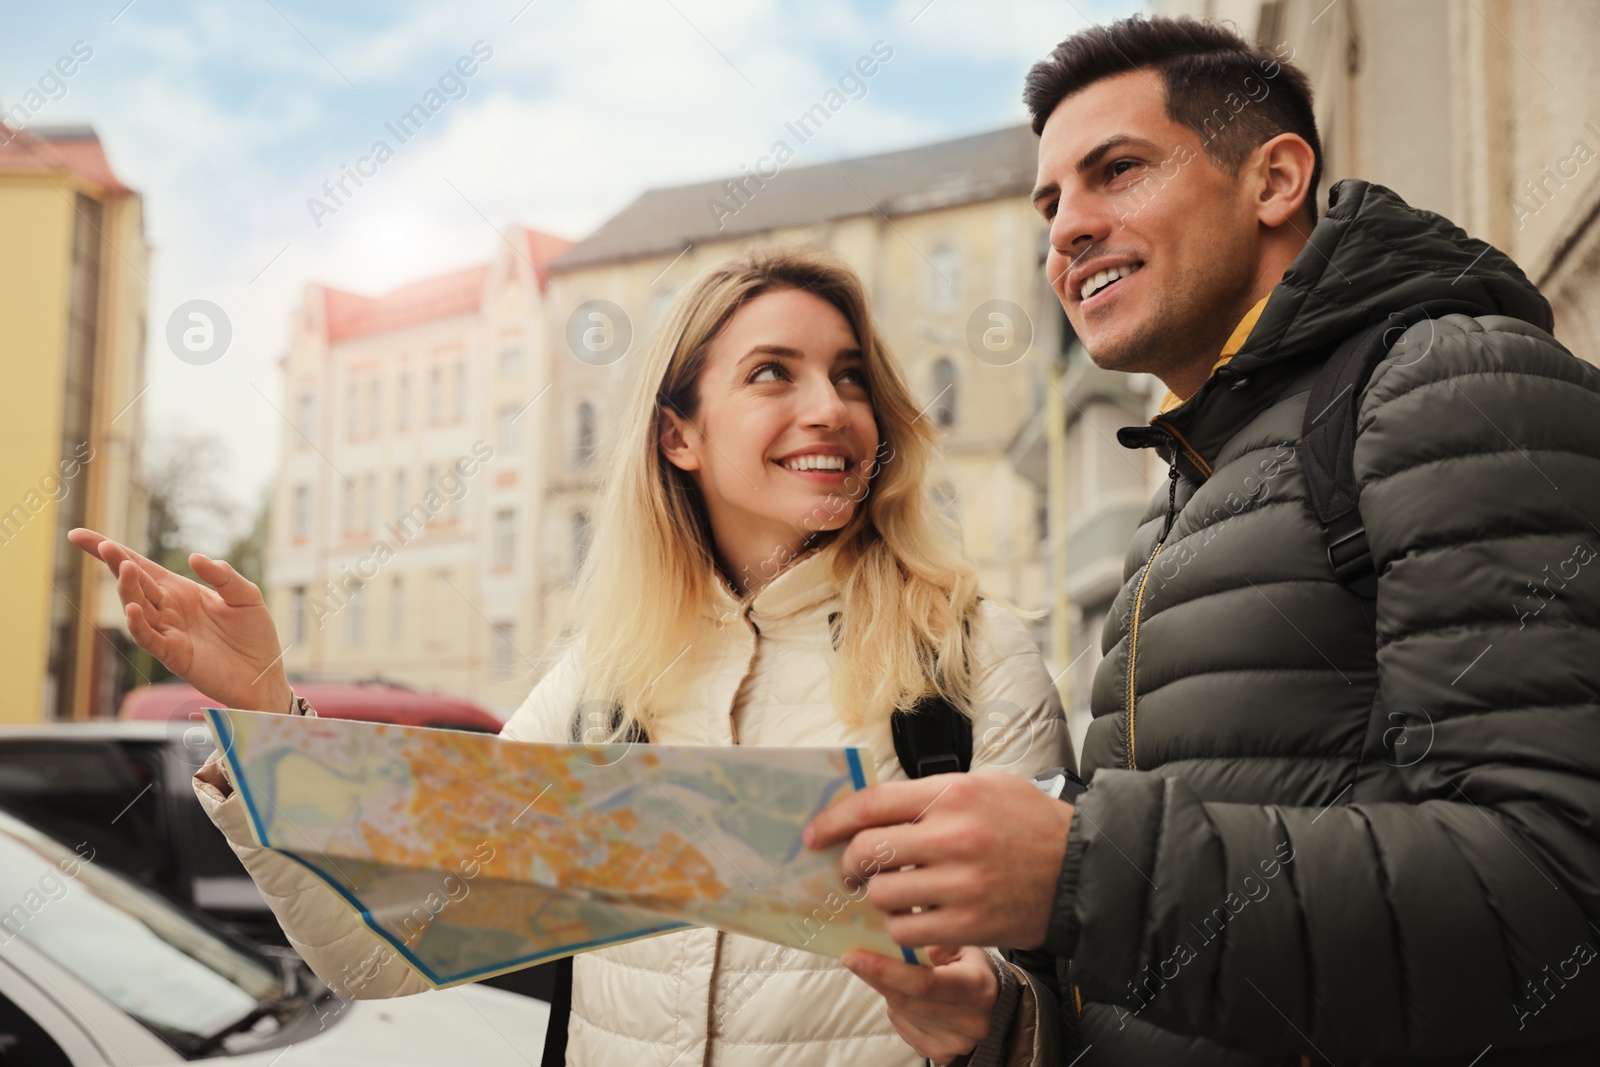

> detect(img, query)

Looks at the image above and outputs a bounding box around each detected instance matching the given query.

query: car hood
[228,983,549,1065]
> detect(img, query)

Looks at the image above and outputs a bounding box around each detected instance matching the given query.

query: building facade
[265,228,571,712]
[0,124,149,722]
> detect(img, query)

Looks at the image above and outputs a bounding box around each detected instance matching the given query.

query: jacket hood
[1124,179,1554,473]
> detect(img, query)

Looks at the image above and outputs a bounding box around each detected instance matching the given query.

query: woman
[71,247,1073,1065]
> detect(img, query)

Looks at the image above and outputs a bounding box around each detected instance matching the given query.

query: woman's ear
[659,405,702,472]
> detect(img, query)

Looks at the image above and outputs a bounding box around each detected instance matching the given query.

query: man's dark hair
[1024,15,1323,223]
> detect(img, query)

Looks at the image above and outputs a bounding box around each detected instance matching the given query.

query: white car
[0,808,548,1065]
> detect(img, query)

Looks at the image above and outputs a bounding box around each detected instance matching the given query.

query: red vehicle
[119,676,506,733]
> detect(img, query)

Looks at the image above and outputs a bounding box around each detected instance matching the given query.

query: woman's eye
[748,361,788,384]
[837,368,868,387]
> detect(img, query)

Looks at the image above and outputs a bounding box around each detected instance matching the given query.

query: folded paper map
[204,708,924,989]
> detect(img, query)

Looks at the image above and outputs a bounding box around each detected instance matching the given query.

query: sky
[2,0,1140,553]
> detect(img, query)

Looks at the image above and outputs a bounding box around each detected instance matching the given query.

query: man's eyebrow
[1075,133,1162,175]
[1031,133,1167,205]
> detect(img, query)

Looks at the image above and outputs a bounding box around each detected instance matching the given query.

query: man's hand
[846,945,998,1065]
[805,772,1072,949]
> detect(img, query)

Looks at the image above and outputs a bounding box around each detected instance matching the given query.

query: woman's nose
[799,375,849,428]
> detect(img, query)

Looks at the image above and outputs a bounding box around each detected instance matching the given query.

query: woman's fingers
[116,558,166,620]
[190,553,260,607]
[125,601,176,663]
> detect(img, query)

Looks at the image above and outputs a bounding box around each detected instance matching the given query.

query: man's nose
[1051,189,1116,267]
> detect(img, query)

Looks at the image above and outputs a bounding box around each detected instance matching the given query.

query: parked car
[0,721,555,1001]
[119,677,505,733]
[0,805,548,1064]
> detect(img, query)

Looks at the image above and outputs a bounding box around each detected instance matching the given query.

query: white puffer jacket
[194,551,1073,1067]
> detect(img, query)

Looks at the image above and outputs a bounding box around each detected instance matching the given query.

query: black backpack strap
[890,695,972,778]
[1300,299,1489,600]
[828,610,974,779]
[540,956,573,1067]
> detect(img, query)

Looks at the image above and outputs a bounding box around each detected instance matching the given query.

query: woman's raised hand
[68,527,294,715]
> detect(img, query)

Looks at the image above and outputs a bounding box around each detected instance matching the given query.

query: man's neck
[1160,232,1306,403]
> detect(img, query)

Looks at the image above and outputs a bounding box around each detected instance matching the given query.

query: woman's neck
[715,530,829,598]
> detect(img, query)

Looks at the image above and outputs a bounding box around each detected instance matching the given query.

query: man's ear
[1248,132,1316,230]
[659,405,702,472]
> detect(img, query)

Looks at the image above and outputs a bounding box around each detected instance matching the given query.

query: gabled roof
[322,265,491,343]
[552,124,1038,272]
[0,124,132,194]
[317,226,572,343]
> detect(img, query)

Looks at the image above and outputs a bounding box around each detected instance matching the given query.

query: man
[807,14,1600,1065]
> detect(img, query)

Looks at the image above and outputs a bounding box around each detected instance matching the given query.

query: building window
[393,468,408,518]
[390,577,404,644]
[363,473,377,529]
[499,342,522,379]
[293,484,311,540]
[429,367,442,423]
[574,401,596,467]
[498,404,519,450]
[398,373,411,431]
[571,510,591,577]
[930,357,957,429]
[346,585,364,647]
[453,361,467,421]
[491,621,515,676]
[926,244,961,312]
[297,392,316,443]
[290,586,306,645]
[341,480,356,532]
[345,381,360,439]
[367,380,381,436]
[493,508,516,570]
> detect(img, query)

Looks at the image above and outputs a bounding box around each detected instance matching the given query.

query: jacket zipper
[1125,459,1180,770]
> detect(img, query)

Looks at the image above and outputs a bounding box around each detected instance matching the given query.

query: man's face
[1034,68,1261,380]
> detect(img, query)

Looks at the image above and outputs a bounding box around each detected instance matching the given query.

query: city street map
[204,707,923,988]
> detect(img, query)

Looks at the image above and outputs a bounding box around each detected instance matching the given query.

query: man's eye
[748,361,787,384]
[1109,160,1140,179]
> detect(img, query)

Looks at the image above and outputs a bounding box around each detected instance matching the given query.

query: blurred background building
[266,227,570,711]
[0,124,148,723]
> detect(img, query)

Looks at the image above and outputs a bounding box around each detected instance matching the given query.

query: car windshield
[0,808,282,1045]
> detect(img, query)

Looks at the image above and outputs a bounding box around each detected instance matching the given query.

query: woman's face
[660,287,880,587]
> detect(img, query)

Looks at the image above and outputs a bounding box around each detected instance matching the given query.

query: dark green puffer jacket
[1022,180,1600,1066]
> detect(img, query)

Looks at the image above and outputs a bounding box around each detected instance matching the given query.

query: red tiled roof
[0,124,131,194]
[322,265,490,343]
[318,227,572,342]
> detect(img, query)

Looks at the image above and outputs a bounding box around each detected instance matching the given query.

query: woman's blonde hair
[571,246,981,731]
